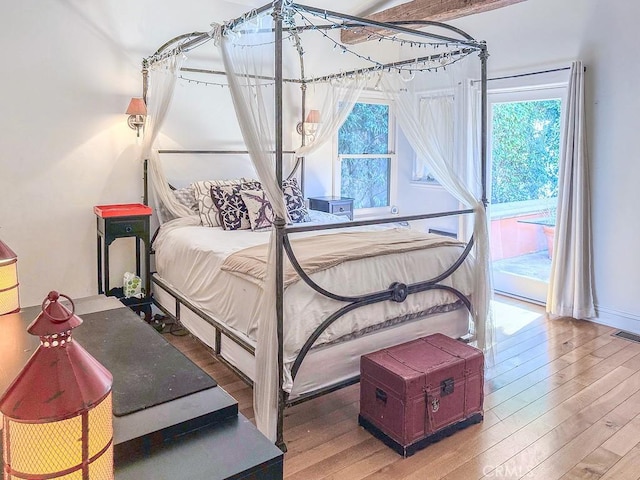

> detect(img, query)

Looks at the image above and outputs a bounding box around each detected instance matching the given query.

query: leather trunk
[358,333,484,457]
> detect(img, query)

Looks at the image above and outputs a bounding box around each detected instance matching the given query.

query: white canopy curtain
[217,11,288,442]
[380,70,495,354]
[143,54,198,224]
[415,93,455,182]
[294,76,367,157]
[546,61,595,319]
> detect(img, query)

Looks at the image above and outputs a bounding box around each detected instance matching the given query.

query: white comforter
[154,211,474,368]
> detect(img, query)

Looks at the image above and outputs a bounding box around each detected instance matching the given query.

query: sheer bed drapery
[143,4,493,442]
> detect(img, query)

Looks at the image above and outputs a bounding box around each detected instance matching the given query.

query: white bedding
[154,210,475,383]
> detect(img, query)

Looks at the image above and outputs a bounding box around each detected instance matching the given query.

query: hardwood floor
[165,297,640,479]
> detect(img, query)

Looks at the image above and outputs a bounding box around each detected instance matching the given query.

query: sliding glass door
[489,84,564,304]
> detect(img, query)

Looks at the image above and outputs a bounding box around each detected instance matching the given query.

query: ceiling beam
[341,0,528,44]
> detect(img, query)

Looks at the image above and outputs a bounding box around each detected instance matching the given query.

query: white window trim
[334,153,398,218]
[334,96,397,217]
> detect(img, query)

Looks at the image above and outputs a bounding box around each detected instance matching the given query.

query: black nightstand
[308,196,354,220]
[95,204,152,320]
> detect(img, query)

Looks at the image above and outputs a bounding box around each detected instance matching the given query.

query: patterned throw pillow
[282,178,310,223]
[242,178,310,224]
[173,186,198,212]
[157,186,199,222]
[240,190,275,231]
[192,179,246,227]
[209,181,260,231]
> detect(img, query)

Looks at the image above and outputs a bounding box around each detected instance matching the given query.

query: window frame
[333,95,397,217]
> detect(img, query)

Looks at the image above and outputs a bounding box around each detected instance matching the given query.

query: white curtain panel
[143,54,199,224]
[381,72,494,354]
[294,76,367,157]
[219,12,288,442]
[546,61,595,319]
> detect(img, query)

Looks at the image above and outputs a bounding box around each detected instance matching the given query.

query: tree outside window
[338,102,393,209]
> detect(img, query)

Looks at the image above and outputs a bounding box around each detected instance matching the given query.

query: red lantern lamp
[0,292,113,479]
[0,239,19,316]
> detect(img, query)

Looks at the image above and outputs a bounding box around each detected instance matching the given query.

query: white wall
[2,0,640,333]
[0,0,249,307]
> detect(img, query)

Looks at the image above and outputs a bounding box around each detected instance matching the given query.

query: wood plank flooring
[165,297,640,479]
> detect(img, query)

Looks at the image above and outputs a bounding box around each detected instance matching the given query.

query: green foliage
[338,102,391,208]
[491,99,560,204]
[339,103,389,155]
[341,157,390,209]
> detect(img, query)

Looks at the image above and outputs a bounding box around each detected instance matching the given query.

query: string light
[178,75,275,88]
[147,3,480,82]
[292,8,473,80]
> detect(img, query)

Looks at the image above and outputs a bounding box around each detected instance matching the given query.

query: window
[336,100,396,213]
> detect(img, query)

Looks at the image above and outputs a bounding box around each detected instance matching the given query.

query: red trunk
[359,333,484,457]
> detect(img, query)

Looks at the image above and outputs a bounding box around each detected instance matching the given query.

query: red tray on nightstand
[94,203,152,218]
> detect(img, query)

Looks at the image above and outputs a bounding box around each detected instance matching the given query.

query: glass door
[488,86,564,304]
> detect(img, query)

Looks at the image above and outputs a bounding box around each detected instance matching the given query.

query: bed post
[273,0,287,453]
[142,59,150,206]
[479,43,489,207]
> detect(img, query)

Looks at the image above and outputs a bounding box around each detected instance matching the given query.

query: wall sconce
[0,291,114,479]
[125,97,147,138]
[0,237,19,315]
[296,109,321,142]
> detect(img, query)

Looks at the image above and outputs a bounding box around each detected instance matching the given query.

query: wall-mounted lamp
[0,237,19,315]
[296,109,321,142]
[125,97,147,138]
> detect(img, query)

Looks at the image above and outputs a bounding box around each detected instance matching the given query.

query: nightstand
[308,196,354,220]
[95,203,152,320]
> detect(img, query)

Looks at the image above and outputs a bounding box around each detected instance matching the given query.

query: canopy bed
[140,1,493,450]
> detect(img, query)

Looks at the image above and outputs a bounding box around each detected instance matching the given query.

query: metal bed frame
[143,1,488,451]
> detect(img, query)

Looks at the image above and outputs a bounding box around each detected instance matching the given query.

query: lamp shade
[125,97,147,116]
[0,291,114,479]
[0,238,19,315]
[305,109,321,124]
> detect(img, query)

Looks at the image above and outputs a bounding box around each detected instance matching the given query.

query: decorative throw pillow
[157,186,199,222]
[242,178,310,224]
[210,182,260,231]
[282,178,310,223]
[173,186,198,212]
[192,179,246,227]
[240,190,275,231]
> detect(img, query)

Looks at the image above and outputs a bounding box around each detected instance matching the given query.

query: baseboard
[593,304,640,334]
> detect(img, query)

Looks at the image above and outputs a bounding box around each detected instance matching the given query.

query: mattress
[154,211,475,391]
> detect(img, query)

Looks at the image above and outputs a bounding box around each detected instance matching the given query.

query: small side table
[308,196,354,220]
[95,203,152,320]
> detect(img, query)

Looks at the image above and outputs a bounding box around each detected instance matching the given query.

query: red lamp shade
[0,292,114,479]
[305,109,321,124]
[125,97,147,116]
[0,238,19,316]
[125,97,147,138]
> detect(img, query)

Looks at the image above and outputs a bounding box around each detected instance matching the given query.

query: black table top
[0,306,217,416]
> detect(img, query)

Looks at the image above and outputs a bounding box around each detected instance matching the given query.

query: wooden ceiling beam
[341,0,528,44]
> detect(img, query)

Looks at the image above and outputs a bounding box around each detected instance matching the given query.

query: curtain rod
[487,66,570,82]
[473,65,585,84]
[158,149,297,155]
